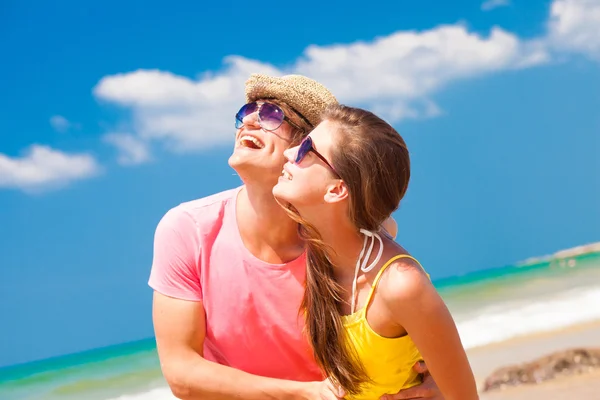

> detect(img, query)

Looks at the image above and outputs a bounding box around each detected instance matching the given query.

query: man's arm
[381,362,444,400]
[149,207,323,400]
[153,292,319,400]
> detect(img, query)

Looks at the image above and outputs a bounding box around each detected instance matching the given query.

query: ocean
[2,249,599,400]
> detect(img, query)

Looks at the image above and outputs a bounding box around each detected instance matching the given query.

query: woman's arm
[381,262,479,400]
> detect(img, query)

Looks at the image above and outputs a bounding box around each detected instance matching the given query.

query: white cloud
[547,0,600,59]
[94,24,548,153]
[50,115,80,133]
[94,57,280,152]
[481,0,511,11]
[50,115,71,133]
[103,133,151,165]
[0,145,101,192]
[295,25,547,112]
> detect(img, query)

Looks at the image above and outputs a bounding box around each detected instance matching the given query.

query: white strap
[350,230,383,314]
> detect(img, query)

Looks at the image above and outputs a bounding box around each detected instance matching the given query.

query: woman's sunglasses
[235,101,301,132]
[295,136,340,178]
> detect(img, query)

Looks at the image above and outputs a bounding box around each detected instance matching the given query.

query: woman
[272,105,478,400]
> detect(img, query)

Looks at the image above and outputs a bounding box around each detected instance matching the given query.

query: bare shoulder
[377,254,435,308]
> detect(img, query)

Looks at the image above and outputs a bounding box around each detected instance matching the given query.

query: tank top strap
[362,254,424,310]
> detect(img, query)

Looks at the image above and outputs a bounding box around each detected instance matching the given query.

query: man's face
[228,101,296,187]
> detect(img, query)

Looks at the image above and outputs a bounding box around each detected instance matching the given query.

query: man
[149,73,443,399]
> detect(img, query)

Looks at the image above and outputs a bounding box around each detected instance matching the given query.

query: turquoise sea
[2,250,599,400]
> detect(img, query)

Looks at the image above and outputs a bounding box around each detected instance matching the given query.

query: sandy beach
[467,319,600,399]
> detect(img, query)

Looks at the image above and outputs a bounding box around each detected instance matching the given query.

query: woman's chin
[272,181,293,203]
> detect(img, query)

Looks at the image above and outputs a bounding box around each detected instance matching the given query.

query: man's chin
[228,146,264,168]
[229,158,280,187]
[228,152,254,172]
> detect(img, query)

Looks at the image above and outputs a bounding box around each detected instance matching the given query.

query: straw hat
[245,73,338,127]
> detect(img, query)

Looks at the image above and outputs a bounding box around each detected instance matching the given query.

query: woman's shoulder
[376,249,434,307]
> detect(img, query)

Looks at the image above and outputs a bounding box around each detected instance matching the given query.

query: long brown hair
[284,104,411,395]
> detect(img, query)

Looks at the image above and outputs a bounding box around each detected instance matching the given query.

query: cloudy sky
[1,0,599,367]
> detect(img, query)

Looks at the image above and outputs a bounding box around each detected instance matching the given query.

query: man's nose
[242,110,260,128]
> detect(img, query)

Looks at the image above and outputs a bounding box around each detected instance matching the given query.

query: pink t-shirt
[148,186,322,381]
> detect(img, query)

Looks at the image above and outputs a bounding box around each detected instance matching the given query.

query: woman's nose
[283,146,298,163]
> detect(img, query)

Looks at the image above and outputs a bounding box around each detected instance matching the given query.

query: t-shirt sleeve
[148,206,203,301]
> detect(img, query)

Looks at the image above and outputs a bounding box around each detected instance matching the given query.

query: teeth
[281,169,292,180]
[239,135,264,149]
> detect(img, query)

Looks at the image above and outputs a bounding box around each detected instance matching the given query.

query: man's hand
[305,378,346,400]
[380,361,444,400]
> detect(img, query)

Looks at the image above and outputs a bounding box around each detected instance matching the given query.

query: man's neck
[236,184,304,264]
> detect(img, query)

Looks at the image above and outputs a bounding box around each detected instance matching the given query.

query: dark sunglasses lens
[235,103,258,128]
[259,103,285,131]
[296,137,312,163]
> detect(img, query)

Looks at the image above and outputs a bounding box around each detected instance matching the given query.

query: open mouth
[238,135,265,150]
[281,167,293,180]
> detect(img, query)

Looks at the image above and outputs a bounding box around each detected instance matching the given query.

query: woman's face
[272,120,341,212]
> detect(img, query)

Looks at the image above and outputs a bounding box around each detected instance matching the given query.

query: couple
[149,73,478,400]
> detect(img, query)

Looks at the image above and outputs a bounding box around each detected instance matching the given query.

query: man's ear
[324,180,348,204]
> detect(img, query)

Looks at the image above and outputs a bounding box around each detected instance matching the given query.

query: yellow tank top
[341,254,425,400]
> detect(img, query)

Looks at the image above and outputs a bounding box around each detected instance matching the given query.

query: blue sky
[1,0,599,367]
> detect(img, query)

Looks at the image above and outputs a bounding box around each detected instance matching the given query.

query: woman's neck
[313,218,381,282]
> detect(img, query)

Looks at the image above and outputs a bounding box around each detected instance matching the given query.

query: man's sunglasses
[235,101,301,132]
[295,136,340,178]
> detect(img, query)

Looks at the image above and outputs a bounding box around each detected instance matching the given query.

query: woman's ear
[324,180,348,204]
